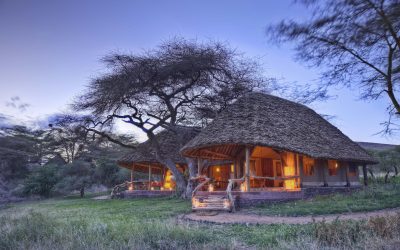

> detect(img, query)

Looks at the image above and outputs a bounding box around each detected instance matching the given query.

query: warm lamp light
[160,187,164,191]
[128,185,133,191]
[216,167,220,172]
[240,182,246,192]
[223,199,231,209]
[230,164,234,173]
[150,187,154,191]
[192,198,200,208]
[208,184,214,192]
[284,179,296,190]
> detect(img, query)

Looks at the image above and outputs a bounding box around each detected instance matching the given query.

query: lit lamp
[150,187,155,191]
[160,187,164,191]
[192,197,200,208]
[223,199,231,209]
[208,184,214,192]
[216,167,220,172]
[240,182,246,192]
[128,184,133,191]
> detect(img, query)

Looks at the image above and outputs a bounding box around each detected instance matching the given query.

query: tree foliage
[267,0,400,134]
[23,164,61,198]
[73,38,270,196]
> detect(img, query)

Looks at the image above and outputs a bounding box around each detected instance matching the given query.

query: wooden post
[131,165,135,190]
[148,165,152,190]
[345,164,350,187]
[245,146,250,192]
[298,155,303,188]
[322,161,328,187]
[197,158,202,176]
[362,164,368,186]
[162,166,166,188]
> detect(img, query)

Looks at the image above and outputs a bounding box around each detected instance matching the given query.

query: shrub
[23,164,60,197]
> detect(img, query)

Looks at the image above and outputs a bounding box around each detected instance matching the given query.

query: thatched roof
[181,92,377,164]
[118,126,201,170]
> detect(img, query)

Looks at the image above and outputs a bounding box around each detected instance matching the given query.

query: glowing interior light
[284,179,296,190]
[128,185,133,191]
[208,184,214,192]
[216,167,220,172]
[230,164,234,173]
[160,187,164,191]
[150,187,154,191]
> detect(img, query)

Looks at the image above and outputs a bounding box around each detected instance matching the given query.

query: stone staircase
[192,193,234,212]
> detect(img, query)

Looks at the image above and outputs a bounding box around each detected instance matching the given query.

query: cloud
[5,96,30,112]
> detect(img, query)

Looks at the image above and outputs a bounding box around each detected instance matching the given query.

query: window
[328,160,339,176]
[303,157,315,176]
[349,165,358,177]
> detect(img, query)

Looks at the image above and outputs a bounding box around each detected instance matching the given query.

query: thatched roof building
[118,126,201,173]
[181,92,376,164]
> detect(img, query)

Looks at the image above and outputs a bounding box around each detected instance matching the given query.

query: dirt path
[182,207,400,225]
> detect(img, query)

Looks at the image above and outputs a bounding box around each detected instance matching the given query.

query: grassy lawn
[0,197,305,249]
[1,179,400,249]
[246,179,400,216]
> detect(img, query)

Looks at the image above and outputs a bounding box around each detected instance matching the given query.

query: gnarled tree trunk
[184,158,197,198]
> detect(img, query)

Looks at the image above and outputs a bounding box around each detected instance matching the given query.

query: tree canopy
[73,38,271,196]
[267,0,400,134]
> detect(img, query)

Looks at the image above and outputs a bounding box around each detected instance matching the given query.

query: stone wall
[235,186,362,208]
[302,186,361,199]
[121,190,175,198]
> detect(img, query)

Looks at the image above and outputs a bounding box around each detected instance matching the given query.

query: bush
[23,164,60,197]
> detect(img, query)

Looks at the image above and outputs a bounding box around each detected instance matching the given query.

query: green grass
[246,180,400,216]
[1,180,400,249]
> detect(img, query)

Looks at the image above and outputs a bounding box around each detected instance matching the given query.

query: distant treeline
[0,124,136,202]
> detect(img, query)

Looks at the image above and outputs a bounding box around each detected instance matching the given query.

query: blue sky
[0,0,398,143]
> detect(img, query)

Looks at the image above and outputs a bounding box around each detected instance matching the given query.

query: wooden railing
[249,175,300,181]
[191,175,211,198]
[111,181,130,198]
[110,180,164,198]
[226,177,245,212]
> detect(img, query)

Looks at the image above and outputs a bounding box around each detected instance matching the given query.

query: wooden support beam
[345,164,350,187]
[148,165,152,190]
[298,155,304,188]
[245,146,250,192]
[322,161,328,187]
[162,167,166,188]
[197,158,202,176]
[362,164,368,186]
[202,149,231,159]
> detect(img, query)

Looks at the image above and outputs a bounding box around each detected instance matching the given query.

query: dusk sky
[0,0,398,144]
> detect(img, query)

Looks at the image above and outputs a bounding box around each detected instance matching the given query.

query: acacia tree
[267,0,400,134]
[73,39,268,197]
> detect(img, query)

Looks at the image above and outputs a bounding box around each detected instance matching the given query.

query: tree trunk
[384,171,390,183]
[184,158,197,198]
[394,166,398,176]
[80,186,85,198]
[368,168,375,182]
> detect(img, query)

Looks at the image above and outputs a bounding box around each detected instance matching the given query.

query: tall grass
[0,210,230,250]
[1,182,400,249]
[2,209,400,249]
[248,178,400,216]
